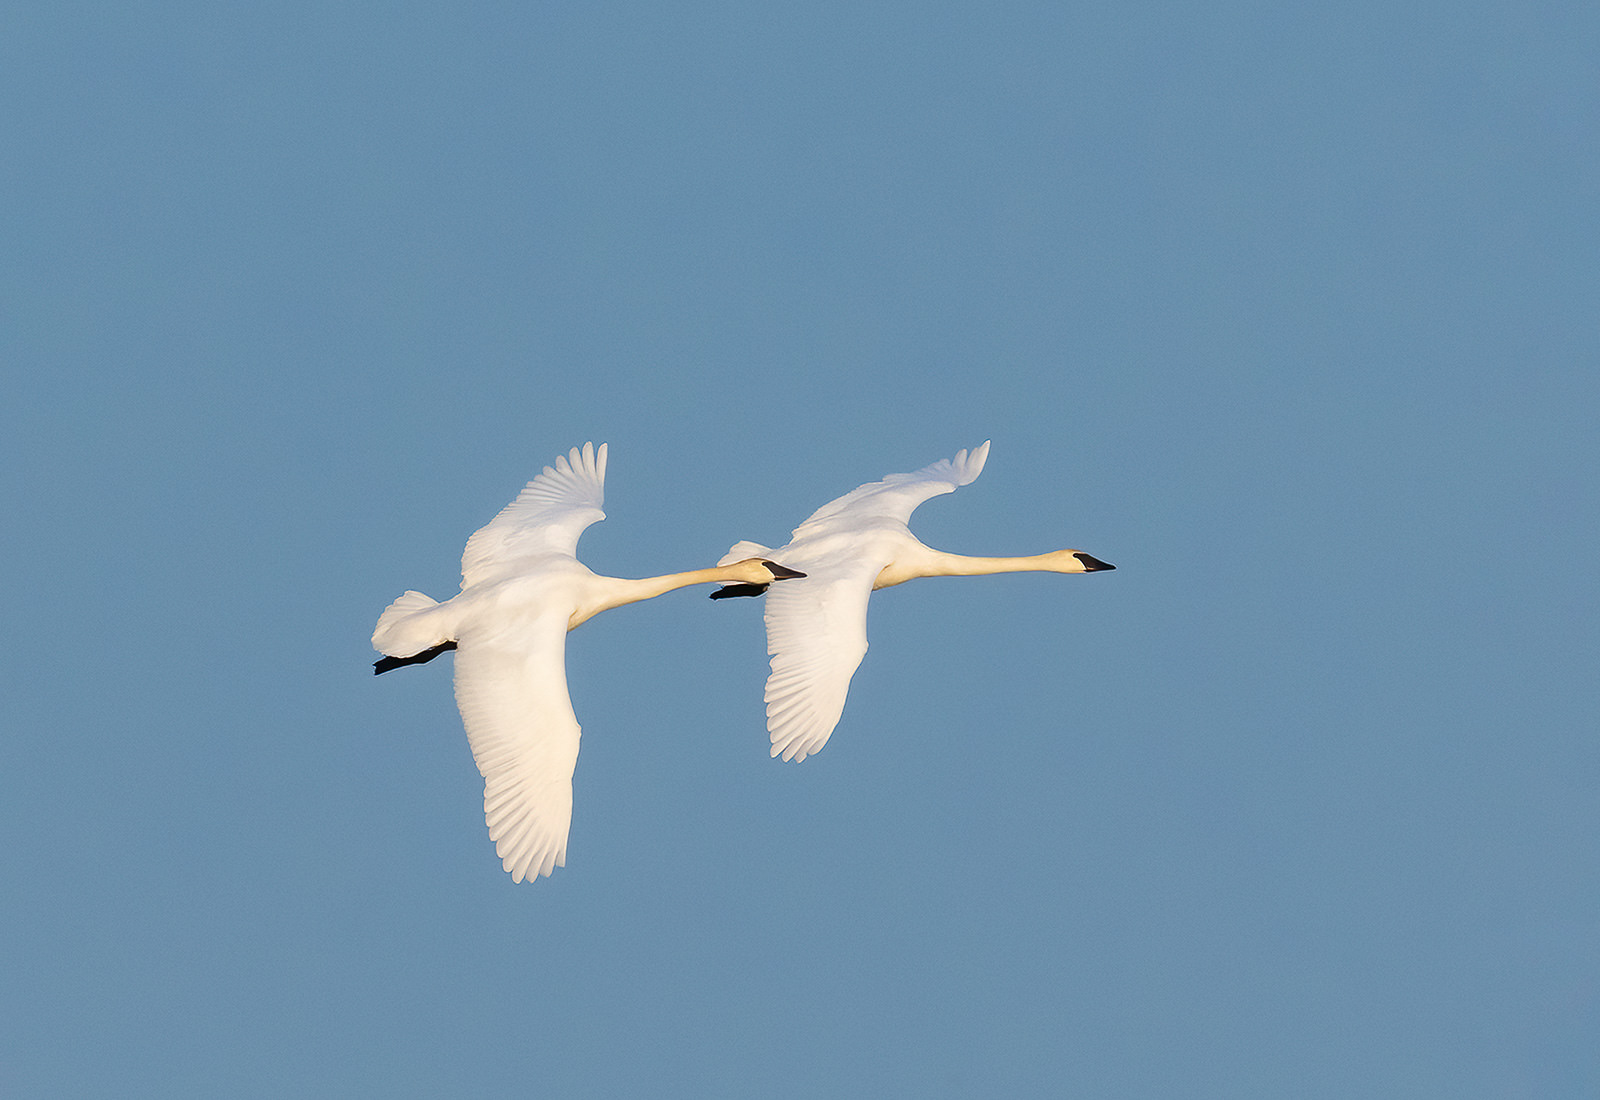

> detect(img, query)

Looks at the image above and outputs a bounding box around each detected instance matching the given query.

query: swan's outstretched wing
[460,442,608,588]
[790,441,989,540]
[761,554,879,762]
[452,613,581,882]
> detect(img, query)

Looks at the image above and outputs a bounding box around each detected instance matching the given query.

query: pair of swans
[372,441,1114,882]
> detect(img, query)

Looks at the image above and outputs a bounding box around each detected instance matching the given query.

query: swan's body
[372,443,803,882]
[714,442,1114,762]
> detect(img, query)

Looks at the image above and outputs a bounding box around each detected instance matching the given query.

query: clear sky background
[3,2,1596,1097]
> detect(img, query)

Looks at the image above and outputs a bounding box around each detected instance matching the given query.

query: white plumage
[717,442,1114,762]
[374,443,804,882]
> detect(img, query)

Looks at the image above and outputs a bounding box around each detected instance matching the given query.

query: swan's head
[709,558,807,599]
[733,558,807,584]
[1052,549,1116,573]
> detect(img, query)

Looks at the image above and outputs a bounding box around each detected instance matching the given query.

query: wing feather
[790,441,989,539]
[460,442,608,587]
[452,614,581,882]
[761,561,878,762]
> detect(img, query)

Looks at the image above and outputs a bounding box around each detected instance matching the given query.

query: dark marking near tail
[760,560,808,580]
[710,584,770,600]
[1073,553,1116,572]
[373,640,457,674]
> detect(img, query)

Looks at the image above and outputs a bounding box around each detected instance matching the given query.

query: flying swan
[711,441,1113,762]
[372,443,804,882]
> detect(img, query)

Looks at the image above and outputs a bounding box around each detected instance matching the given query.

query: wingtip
[954,439,990,484]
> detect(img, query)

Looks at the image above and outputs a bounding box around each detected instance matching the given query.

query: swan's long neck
[875,548,1094,589]
[569,566,763,628]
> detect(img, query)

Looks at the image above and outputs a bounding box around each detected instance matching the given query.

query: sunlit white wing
[761,557,879,762]
[460,442,608,588]
[791,441,989,539]
[452,613,581,882]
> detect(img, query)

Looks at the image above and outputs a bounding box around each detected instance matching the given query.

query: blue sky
[4,2,1596,1096]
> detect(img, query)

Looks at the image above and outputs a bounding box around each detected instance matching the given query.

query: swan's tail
[717,541,775,567]
[372,590,448,657]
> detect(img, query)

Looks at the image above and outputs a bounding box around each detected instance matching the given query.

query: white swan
[372,443,805,882]
[712,441,1114,762]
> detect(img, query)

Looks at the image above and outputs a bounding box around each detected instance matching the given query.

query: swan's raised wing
[761,553,880,762]
[791,441,989,540]
[452,613,582,882]
[460,442,608,588]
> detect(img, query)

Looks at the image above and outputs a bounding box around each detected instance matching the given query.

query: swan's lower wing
[453,615,580,882]
[762,564,878,762]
